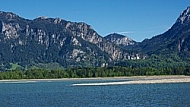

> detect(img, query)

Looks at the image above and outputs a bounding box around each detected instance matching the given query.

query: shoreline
[0,75,190,85]
[73,76,190,86]
[0,75,188,81]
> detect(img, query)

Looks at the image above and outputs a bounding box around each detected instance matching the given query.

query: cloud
[104,31,134,37]
[115,31,134,35]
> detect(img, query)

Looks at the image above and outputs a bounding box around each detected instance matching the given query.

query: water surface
[0,79,189,107]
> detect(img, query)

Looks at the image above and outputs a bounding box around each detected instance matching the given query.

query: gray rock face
[104,33,136,47]
[0,11,143,68]
[177,6,190,24]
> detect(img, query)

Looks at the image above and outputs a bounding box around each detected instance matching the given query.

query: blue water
[0,79,189,107]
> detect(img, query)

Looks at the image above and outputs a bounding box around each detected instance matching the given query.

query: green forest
[0,66,190,79]
[0,53,190,80]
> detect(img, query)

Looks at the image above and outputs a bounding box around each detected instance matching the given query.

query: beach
[0,75,190,85]
[72,75,190,86]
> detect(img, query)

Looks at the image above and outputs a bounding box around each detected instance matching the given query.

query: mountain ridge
[128,6,190,57]
[0,11,143,70]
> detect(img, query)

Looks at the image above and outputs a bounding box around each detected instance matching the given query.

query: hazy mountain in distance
[104,33,136,47]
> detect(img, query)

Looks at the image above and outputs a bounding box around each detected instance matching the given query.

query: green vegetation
[8,63,22,70]
[0,66,190,80]
[0,53,189,80]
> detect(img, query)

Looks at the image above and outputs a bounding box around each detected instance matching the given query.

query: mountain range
[0,11,142,69]
[0,6,190,70]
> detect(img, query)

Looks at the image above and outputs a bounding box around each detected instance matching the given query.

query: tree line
[0,66,190,79]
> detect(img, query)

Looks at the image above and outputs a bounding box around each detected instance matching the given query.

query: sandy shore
[72,75,190,86]
[0,75,190,85]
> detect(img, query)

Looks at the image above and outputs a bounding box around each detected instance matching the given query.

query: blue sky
[0,0,189,41]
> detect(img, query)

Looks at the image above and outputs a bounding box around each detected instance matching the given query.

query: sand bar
[72,75,190,86]
[0,75,190,85]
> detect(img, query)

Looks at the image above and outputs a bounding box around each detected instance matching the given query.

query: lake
[0,79,189,107]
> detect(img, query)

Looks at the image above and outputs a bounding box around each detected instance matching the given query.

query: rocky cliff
[0,11,143,69]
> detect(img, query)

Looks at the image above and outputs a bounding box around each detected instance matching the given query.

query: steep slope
[0,11,143,69]
[104,33,136,47]
[134,6,190,59]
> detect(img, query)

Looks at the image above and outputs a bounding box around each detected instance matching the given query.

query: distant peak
[177,6,190,24]
[104,33,136,46]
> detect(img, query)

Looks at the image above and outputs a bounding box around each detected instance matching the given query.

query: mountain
[0,11,143,69]
[1,6,190,70]
[104,33,136,47]
[130,6,190,59]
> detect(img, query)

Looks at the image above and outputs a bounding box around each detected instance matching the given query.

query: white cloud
[116,31,134,34]
[104,31,134,37]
